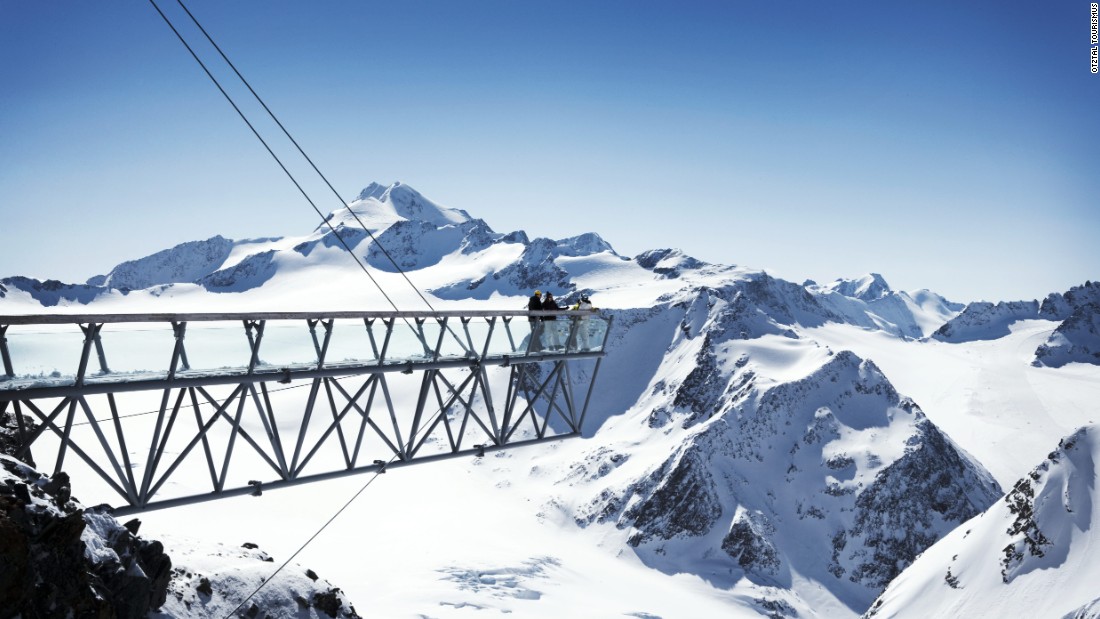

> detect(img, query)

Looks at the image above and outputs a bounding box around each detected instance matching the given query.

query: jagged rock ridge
[864,425,1100,619]
[578,341,1001,612]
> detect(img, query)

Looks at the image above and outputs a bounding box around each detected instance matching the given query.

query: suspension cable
[173,0,441,313]
[142,5,503,614]
[146,0,402,312]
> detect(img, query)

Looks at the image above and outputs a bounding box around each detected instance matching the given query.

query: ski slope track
[2,181,1098,618]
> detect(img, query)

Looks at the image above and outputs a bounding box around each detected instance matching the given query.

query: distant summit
[807,274,961,339]
[826,273,891,302]
[345,181,471,228]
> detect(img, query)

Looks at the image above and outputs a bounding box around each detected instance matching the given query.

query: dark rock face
[1038,280,1100,320]
[634,248,706,279]
[0,276,108,306]
[0,406,37,468]
[1033,302,1100,367]
[722,510,781,576]
[312,588,346,618]
[848,416,998,589]
[0,457,172,618]
[997,429,1089,584]
[621,447,724,547]
[199,250,279,293]
[479,237,575,297]
[932,300,1040,342]
[581,349,1001,607]
[90,235,237,290]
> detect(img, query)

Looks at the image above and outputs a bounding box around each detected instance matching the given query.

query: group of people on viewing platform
[526,290,597,352]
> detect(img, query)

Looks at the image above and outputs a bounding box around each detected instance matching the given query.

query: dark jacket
[541,295,559,319]
[528,294,543,321]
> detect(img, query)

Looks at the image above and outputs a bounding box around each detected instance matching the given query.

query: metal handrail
[0,309,598,325]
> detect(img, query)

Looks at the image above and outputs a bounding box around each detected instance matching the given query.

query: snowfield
[2,181,1098,618]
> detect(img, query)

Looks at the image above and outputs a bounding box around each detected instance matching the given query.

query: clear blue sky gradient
[1,1,1097,302]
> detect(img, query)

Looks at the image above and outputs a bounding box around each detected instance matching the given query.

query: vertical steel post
[169,321,188,378]
[245,320,266,374]
[432,317,448,361]
[363,318,378,359]
[577,357,604,434]
[502,316,517,353]
[481,317,497,360]
[460,317,477,357]
[377,318,394,365]
[75,323,102,387]
[0,325,15,378]
[93,329,110,375]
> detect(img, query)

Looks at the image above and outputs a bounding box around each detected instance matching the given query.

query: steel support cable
[146,0,401,313]
[173,0,440,314]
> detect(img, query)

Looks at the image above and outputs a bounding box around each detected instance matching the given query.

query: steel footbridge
[0,310,609,515]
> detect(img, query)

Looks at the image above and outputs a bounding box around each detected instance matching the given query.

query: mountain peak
[344,181,471,228]
[829,273,891,301]
[356,181,390,201]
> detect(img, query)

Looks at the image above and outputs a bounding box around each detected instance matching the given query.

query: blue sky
[1,1,1097,302]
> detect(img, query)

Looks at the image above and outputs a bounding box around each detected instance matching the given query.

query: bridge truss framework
[0,310,609,515]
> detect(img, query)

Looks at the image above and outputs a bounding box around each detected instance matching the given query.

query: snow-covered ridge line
[1,181,962,345]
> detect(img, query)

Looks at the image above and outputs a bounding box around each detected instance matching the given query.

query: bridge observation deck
[0,309,610,515]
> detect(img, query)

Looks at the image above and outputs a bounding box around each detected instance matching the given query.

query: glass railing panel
[176,322,256,375]
[434,318,475,360]
[567,315,609,352]
[251,321,320,370]
[92,322,176,376]
[1,324,87,384]
[458,318,493,358]
[536,318,570,352]
[380,319,434,364]
[325,319,381,366]
[495,317,535,356]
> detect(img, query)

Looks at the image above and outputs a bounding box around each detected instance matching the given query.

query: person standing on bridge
[570,295,596,350]
[542,292,562,350]
[528,290,543,352]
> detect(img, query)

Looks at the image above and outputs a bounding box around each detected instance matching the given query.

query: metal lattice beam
[0,310,610,514]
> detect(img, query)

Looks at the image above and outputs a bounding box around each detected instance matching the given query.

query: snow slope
[3,181,1098,618]
[865,426,1100,619]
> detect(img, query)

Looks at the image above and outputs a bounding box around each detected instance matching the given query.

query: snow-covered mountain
[864,425,1100,619]
[809,273,962,339]
[931,281,1100,366]
[577,348,1000,615]
[0,182,954,335]
[3,181,1098,618]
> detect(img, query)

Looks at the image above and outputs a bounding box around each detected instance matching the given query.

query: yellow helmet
[534,290,541,296]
